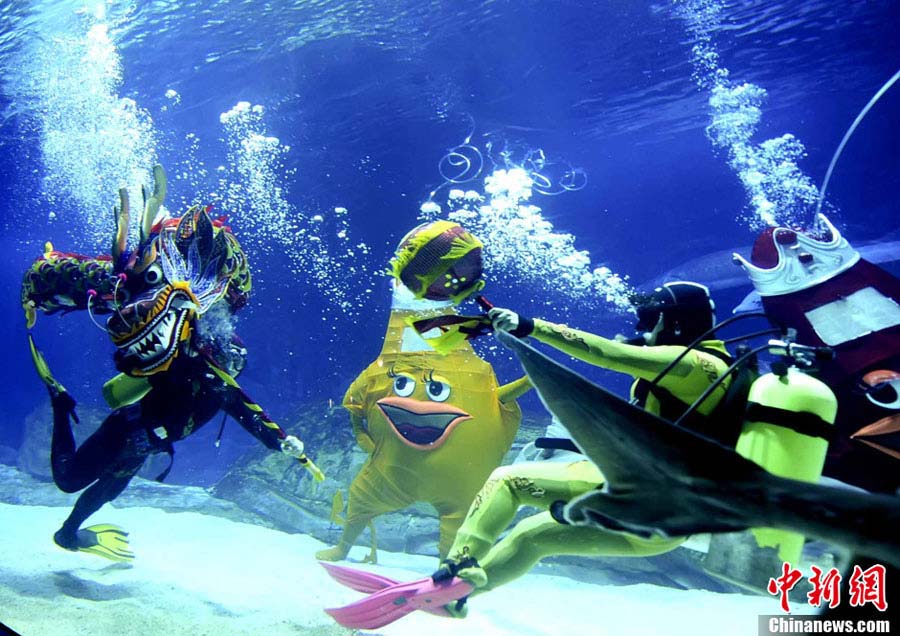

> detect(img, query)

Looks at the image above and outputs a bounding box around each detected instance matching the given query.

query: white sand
[0,503,790,635]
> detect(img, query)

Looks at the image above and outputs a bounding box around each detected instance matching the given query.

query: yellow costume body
[316,291,528,561]
[447,319,733,594]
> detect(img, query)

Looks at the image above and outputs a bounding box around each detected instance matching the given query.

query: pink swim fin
[324,570,474,629]
[320,561,403,594]
[320,561,456,618]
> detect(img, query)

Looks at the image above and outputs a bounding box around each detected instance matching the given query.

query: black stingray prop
[496,331,900,568]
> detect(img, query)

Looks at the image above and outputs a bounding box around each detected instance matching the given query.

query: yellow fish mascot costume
[316,221,530,562]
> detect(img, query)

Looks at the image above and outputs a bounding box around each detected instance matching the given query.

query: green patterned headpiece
[389,220,485,305]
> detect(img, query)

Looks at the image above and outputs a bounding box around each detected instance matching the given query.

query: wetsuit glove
[282,435,326,482]
[51,391,80,424]
[488,307,534,338]
[279,435,306,458]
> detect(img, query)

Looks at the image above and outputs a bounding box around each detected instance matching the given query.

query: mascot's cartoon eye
[866,381,900,409]
[392,375,416,397]
[144,264,163,285]
[426,380,451,402]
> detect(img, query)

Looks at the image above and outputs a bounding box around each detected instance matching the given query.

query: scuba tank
[614,308,839,592]
[736,364,837,563]
[702,339,838,594]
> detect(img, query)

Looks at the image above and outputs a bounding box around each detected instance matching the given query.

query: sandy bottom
[0,502,789,636]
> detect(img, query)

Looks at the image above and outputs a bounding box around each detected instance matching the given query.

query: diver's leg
[475,510,685,595]
[49,392,95,491]
[51,407,131,493]
[445,460,603,564]
[436,460,609,617]
[54,454,145,550]
[316,462,412,561]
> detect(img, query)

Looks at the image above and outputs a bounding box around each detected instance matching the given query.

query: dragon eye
[392,374,416,397]
[426,380,451,402]
[144,264,163,285]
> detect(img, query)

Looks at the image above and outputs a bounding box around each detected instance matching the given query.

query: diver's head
[632,281,716,346]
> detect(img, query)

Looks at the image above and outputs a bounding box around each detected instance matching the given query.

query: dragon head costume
[22,165,251,378]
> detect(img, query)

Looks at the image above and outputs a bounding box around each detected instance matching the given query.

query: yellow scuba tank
[736,366,837,563]
[703,361,837,594]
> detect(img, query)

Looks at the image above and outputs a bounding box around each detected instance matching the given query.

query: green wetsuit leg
[476,511,684,594]
[446,459,683,595]
[436,509,466,560]
[447,460,603,562]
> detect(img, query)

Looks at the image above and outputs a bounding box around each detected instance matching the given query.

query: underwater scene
[0,0,898,634]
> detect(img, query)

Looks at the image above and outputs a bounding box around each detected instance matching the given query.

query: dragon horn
[140,164,167,242]
[112,187,130,263]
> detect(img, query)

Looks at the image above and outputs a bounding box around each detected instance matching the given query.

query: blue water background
[0,0,897,484]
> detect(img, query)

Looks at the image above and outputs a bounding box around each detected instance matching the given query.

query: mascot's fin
[364,522,378,564]
[498,376,532,403]
[325,491,378,563]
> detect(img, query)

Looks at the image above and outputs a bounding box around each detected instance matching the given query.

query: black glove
[51,391,80,424]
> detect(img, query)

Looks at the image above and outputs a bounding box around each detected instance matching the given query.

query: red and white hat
[734,214,900,385]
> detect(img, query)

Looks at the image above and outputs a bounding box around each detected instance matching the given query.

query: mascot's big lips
[108,285,197,376]
[377,396,471,450]
[852,414,900,461]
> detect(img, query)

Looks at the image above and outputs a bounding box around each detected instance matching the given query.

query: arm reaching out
[206,359,326,481]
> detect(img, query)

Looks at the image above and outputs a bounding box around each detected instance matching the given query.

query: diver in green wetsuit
[436,281,739,613]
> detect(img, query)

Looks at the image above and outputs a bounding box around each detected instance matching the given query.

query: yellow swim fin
[63,524,135,562]
[28,333,66,397]
[24,300,37,329]
[102,373,152,408]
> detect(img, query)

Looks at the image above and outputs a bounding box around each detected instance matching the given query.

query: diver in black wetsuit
[23,166,321,561]
[43,341,305,560]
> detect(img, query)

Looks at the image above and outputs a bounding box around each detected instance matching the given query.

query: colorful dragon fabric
[21,165,320,562]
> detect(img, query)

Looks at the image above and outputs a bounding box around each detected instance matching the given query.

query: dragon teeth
[129,311,179,358]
